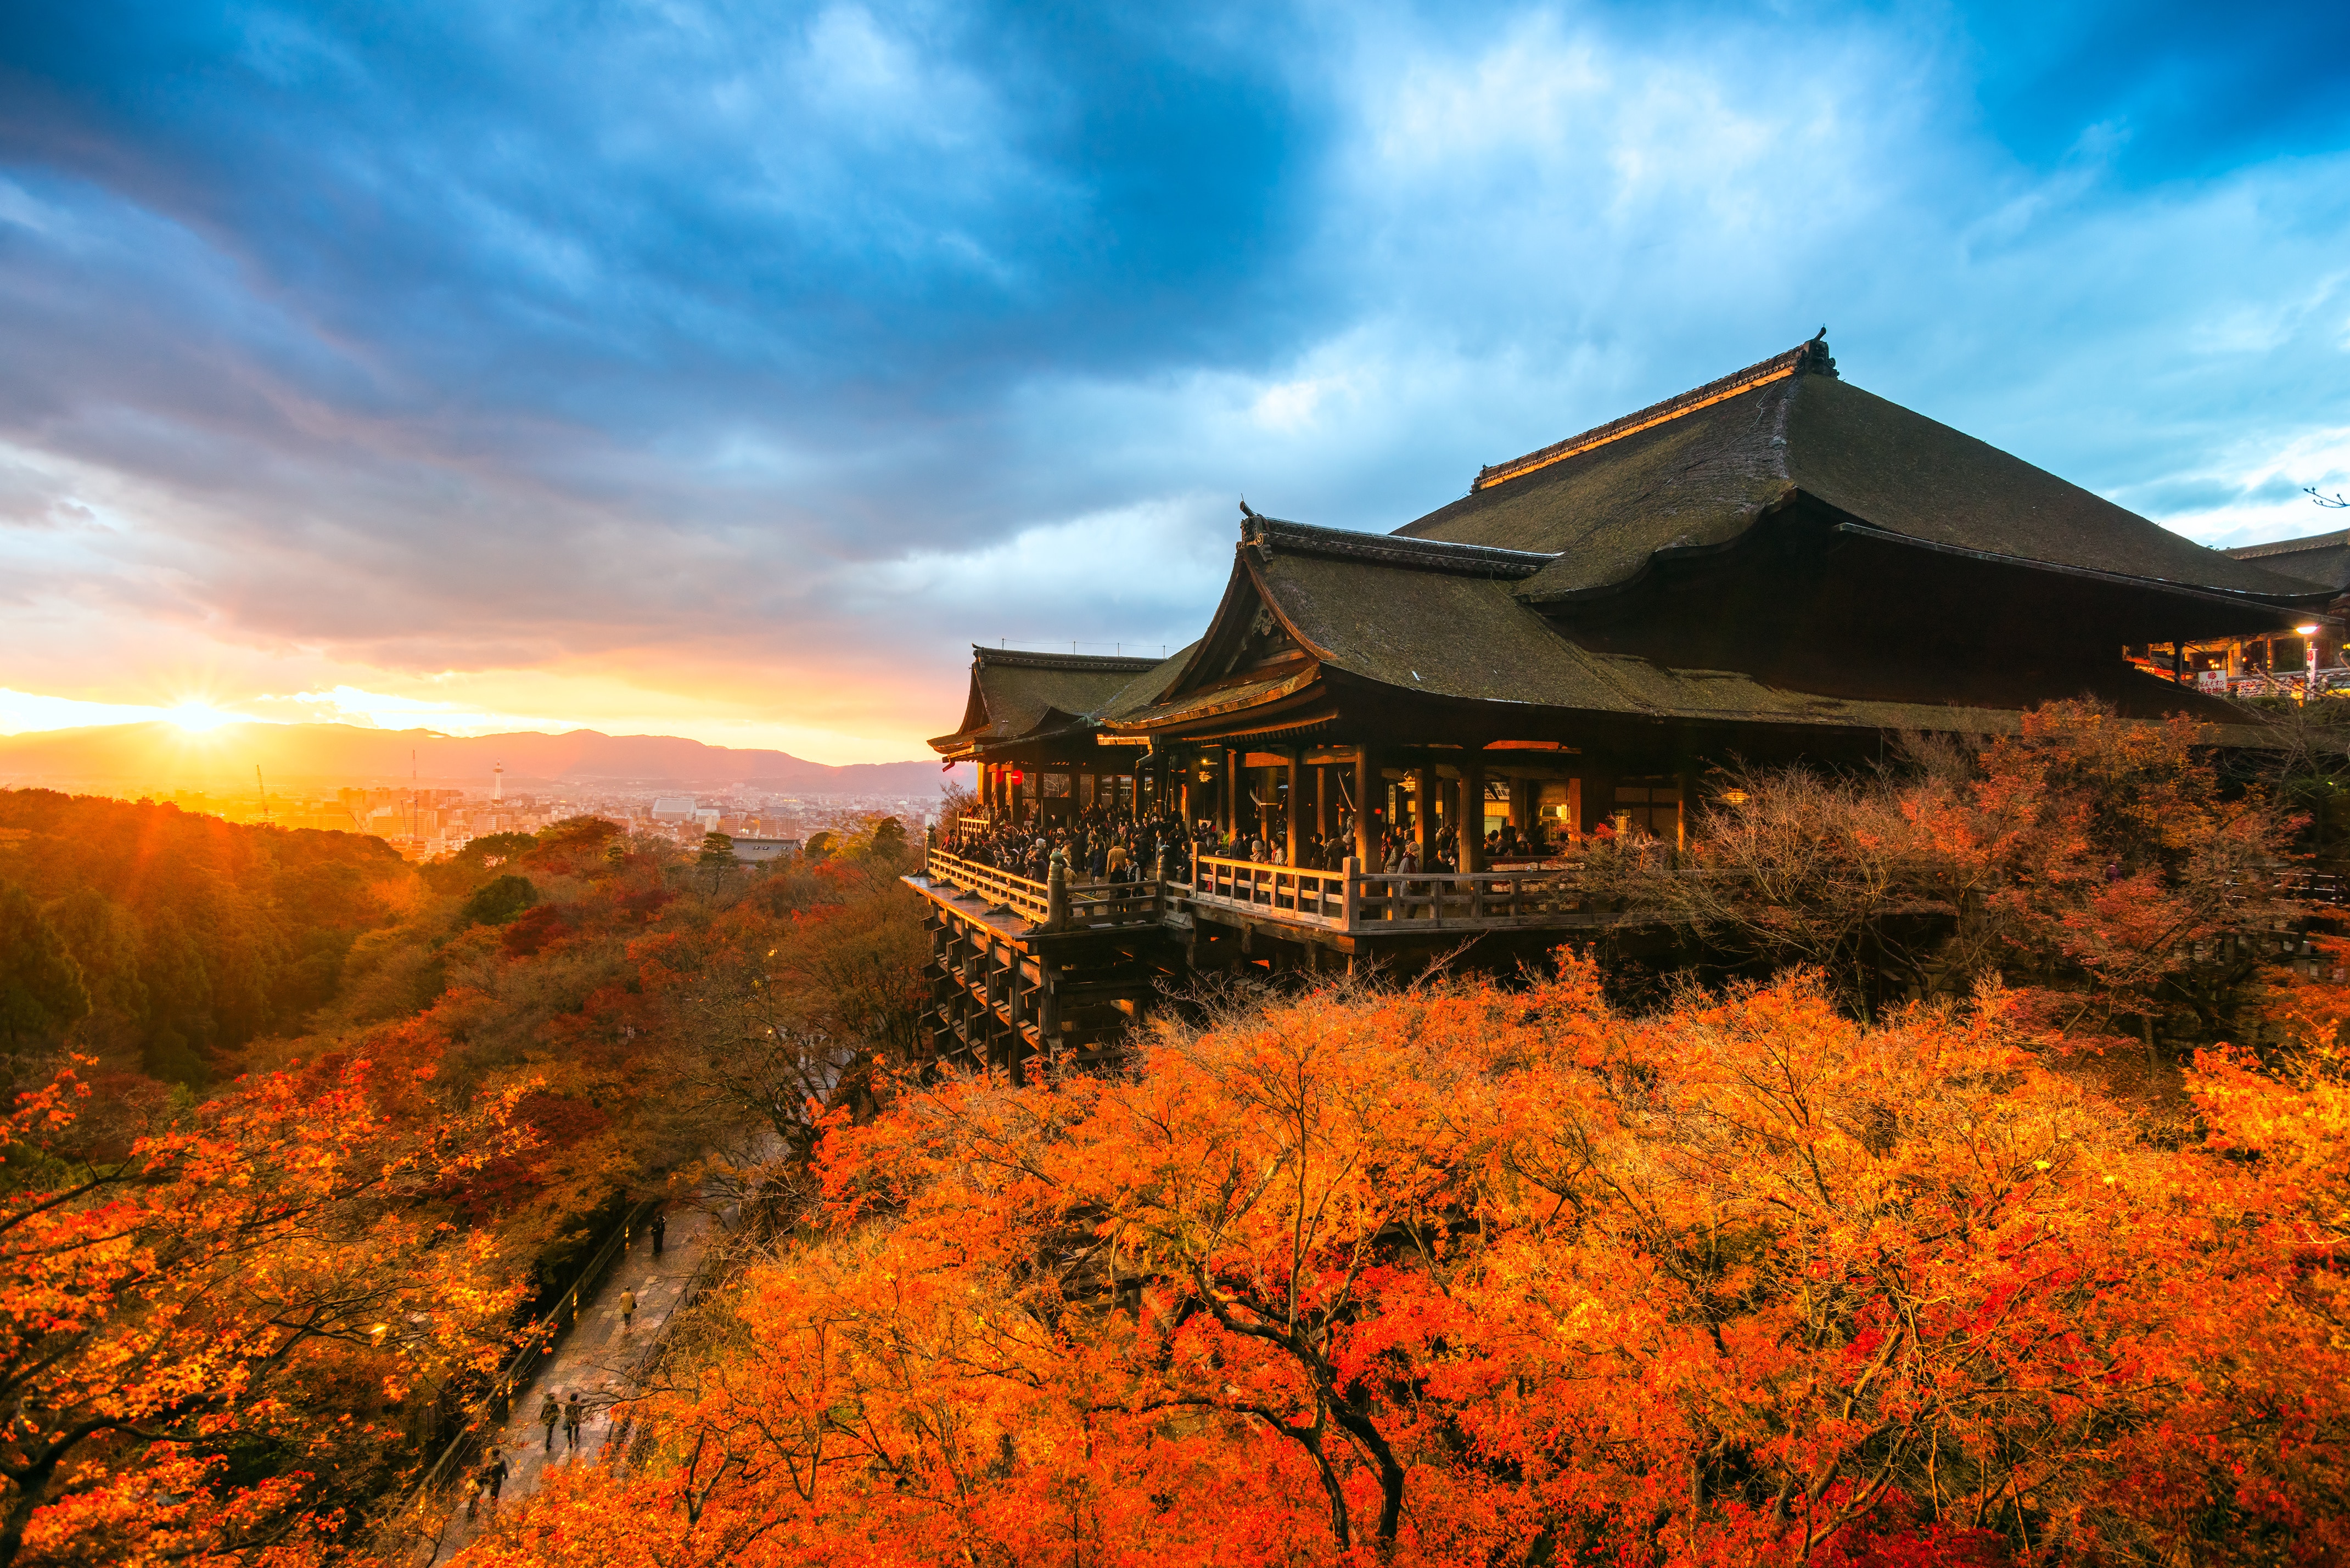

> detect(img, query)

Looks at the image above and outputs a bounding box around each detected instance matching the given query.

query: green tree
[138,907,213,1084]
[698,830,740,892]
[458,873,540,928]
[0,884,87,1051]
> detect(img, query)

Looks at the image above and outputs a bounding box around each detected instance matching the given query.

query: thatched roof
[1107,517,2260,740]
[939,335,2315,755]
[927,648,1164,757]
[1398,338,2326,609]
[2225,528,2350,596]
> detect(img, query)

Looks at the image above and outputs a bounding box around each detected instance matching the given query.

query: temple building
[2147,525,2350,695]
[911,333,2330,1067]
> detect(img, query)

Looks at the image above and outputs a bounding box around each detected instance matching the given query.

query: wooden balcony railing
[926,850,1163,931]
[928,846,2350,945]
[1188,857,1351,925]
[1186,855,1611,934]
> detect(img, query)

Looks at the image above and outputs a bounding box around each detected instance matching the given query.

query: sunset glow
[162,700,247,735]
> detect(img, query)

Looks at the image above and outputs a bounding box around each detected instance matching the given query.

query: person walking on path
[539,1391,559,1452]
[650,1213,666,1257]
[563,1392,584,1453]
[475,1449,509,1518]
[619,1287,637,1334]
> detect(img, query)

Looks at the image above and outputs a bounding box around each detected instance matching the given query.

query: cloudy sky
[3,2,2348,762]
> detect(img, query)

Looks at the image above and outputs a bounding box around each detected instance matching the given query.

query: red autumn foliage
[0,1056,528,1566]
[1658,701,2301,1041]
[453,960,2348,1568]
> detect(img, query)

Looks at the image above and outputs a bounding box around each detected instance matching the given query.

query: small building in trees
[910,333,2330,1067]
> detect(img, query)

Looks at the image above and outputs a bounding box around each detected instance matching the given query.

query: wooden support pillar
[1224,749,1238,841]
[1037,959,1060,1060]
[1316,765,1331,841]
[1414,765,1434,867]
[1354,746,1377,868]
[1461,757,1484,873]
[1286,751,1302,867]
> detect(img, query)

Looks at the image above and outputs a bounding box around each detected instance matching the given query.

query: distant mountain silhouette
[0,722,967,795]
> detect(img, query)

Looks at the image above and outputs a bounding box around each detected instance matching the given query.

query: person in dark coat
[563,1391,585,1452]
[480,1448,510,1513]
[539,1390,560,1451]
[650,1212,666,1257]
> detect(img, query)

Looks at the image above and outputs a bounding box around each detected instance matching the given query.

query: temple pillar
[1286,751,1302,866]
[1414,765,1434,867]
[1354,746,1378,867]
[1316,765,1331,841]
[1460,757,1485,873]
[1224,749,1238,842]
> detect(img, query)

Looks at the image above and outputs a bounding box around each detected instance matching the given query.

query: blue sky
[3,1,2348,760]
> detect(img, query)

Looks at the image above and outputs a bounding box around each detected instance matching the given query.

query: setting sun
[163,700,245,734]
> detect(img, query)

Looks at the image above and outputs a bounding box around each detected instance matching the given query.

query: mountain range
[0,722,966,795]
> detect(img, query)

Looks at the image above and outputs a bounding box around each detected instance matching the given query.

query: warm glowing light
[163,700,245,734]
[2296,624,2321,635]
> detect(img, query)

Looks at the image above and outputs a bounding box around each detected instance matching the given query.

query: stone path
[423,1206,723,1561]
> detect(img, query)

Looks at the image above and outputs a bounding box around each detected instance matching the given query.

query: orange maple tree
[447,956,2348,1568]
[0,1055,525,1567]
[1669,701,2301,1038]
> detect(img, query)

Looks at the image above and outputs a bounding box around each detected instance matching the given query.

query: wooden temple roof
[1400,334,2327,611]
[937,334,2323,758]
[927,647,1166,760]
[2225,529,2350,597]
[1099,513,2267,743]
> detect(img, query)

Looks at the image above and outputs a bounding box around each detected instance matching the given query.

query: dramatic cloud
[1,1,2346,758]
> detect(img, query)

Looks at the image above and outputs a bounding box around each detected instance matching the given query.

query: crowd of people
[937,802,1582,883]
[942,803,1201,885]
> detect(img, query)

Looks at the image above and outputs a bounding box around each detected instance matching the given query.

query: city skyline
[5,2,2349,761]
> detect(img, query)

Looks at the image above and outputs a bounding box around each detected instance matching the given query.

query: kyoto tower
[492,761,503,803]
